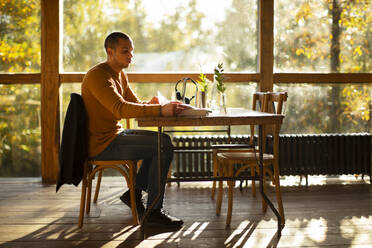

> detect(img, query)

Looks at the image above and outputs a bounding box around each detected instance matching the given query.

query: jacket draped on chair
[56,93,88,192]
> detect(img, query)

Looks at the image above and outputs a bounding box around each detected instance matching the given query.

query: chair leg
[226,163,235,226]
[93,169,103,203]
[216,179,223,216]
[211,150,217,200]
[211,171,217,200]
[86,171,93,214]
[78,166,88,228]
[129,163,139,225]
[251,167,256,197]
[226,181,234,226]
[216,160,224,216]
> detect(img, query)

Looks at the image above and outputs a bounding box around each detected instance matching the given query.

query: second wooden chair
[213,92,287,226]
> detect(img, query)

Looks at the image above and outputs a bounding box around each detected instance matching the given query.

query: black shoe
[145,209,183,228]
[120,189,145,218]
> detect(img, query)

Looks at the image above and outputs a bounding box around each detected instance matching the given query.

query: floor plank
[0,176,371,248]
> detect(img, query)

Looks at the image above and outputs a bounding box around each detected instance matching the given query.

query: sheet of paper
[157,91,169,105]
[157,91,210,116]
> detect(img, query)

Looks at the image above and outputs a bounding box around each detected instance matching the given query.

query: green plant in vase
[197,72,209,92]
[196,72,209,108]
[214,63,226,93]
[214,63,227,113]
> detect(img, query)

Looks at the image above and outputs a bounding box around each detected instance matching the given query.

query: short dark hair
[104,32,130,51]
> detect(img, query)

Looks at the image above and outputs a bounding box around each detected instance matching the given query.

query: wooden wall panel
[259,0,274,92]
[41,0,60,184]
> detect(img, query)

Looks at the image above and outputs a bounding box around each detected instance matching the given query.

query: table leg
[258,124,282,236]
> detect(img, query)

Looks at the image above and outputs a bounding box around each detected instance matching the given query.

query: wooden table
[136,109,285,236]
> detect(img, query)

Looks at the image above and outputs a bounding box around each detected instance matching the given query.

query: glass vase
[209,80,219,112]
[219,92,227,114]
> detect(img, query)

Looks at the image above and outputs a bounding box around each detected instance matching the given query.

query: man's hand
[148,96,159,104]
[161,102,191,116]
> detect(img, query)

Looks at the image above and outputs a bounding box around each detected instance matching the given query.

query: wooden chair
[213,92,287,226]
[211,92,267,199]
[78,120,140,228]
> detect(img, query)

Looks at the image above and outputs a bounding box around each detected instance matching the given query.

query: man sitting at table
[81,31,188,228]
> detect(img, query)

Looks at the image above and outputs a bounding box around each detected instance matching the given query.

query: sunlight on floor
[95,216,372,248]
[169,175,370,189]
[306,218,328,242]
[224,220,251,245]
[191,222,209,240]
[341,216,372,245]
[272,175,369,187]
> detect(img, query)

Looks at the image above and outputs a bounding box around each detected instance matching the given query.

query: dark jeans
[93,129,173,209]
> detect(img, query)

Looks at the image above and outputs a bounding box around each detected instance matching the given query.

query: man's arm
[86,69,161,119]
[122,72,159,105]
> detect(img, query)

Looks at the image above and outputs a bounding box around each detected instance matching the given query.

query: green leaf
[214,63,226,93]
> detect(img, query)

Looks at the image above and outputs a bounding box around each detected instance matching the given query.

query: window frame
[0,0,370,183]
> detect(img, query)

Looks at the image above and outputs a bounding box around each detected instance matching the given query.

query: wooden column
[41,0,61,183]
[258,0,274,92]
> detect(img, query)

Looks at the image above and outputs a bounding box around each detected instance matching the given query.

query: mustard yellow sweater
[81,62,161,157]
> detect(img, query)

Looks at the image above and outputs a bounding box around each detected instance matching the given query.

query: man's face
[108,38,134,69]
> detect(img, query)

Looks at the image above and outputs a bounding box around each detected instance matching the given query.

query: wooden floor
[0,175,371,248]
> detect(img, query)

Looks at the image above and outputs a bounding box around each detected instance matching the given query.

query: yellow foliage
[353,46,362,56]
[295,3,313,23]
[342,87,371,121]
[296,48,304,56]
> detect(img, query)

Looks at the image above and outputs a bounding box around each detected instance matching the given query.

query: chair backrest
[250,92,267,145]
[252,92,267,112]
[265,92,288,115]
[250,91,288,147]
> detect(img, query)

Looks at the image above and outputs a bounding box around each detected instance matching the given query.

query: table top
[136,108,284,127]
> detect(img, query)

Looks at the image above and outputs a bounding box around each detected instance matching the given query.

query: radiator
[172,135,251,178]
[171,133,371,181]
[277,133,371,177]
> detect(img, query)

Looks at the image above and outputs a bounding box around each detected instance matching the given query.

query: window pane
[61,83,81,128]
[63,0,258,73]
[0,1,41,73]
[274,0,371,73]
[132,82,257,134]
[0,84,41,177]
[275,83,371,134]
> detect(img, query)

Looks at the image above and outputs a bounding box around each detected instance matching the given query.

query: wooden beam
[41,0,61,184]
[258,0,274,92]
[1,72,370,85]
[274,73,372,84]
[0,74,41,84]
[59,73,260,83]
[59,73,84,83]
